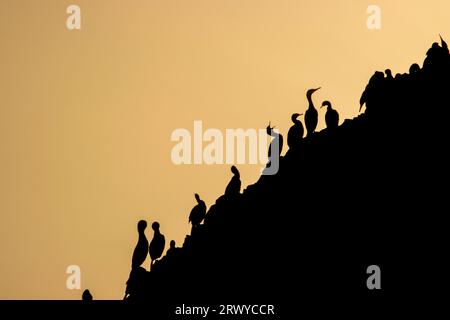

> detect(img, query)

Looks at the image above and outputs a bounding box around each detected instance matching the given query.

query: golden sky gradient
[0,0,448,299]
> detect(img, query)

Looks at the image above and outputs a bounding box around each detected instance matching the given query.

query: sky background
[0,0,448,299]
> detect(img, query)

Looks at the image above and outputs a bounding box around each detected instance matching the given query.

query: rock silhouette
[123,40,449,313]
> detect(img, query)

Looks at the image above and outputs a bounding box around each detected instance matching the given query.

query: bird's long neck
[307,94,315,110]
[138,231,147,241]
[268,128,280,138]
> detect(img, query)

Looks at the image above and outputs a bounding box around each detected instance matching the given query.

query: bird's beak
[314,87,321,92]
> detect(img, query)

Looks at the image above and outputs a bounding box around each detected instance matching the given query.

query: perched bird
[82,289,93,301]
[304,87,321,136]
[359,72,384,112]
[440,34,448,53]
[189,193,207,228]
[149,222,165,266]
[132,220,149,269]
[287,113,304,149]
[321,101,340,130]
[266,122,283,160]
[225,165,241,196]
[167,240,176,255]
[409,63,421,75]
[385,69,393,80]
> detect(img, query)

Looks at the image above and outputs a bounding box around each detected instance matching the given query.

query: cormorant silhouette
[409,63,421,74]
[149,222,165,266]
[304,87,321,136]
[132,220,149,269]
[287,113,304,149]
[225,165,241,196]
[321,101,339,130]
[82,289,93,301]
[266,122,283,159]
[440,34,448,53]
[359,71,384,112]
[385,69,393,80]
[189,193,206,228]
[168,240,176,253]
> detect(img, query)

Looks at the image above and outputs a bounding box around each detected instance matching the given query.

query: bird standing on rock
[82,289,93,301]
[225,165,241,196]
[266,122,283,159]
[132,220,149,269]
[321,101,340,130]
[189,193,207,228]
[305,87,321,136]
[149,221,165,267]
[287,113,304,150]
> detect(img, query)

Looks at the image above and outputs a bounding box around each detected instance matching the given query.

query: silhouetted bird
[167,240,176,254]
[225,165,241,196]
[360,71,384,112]
[132,220,149,269]
[82,289,93,301]
[424,37,449,71]
[287,113,304,149]
[149,222,165,266]
[440,34,448,53]
[305,87,321,136]
[266,122,284,159]
[321,101,339,130]
[409,63,421,74]
[189,193,206,228]
[385,69,393,80]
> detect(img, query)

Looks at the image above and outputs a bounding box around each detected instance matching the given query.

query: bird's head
[306,87,321,98]
[151,221,160,231]
[321,101,332,109]
[231,165,240,176]
[266,121,276,135]
[385,69,392,77]
[291,113,302,123]
[440,34,448,49]
[137,220,147,232]
[194,193,201,202]
[359,100,365,112]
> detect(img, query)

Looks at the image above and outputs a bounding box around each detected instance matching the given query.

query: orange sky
[0,0,449,299]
